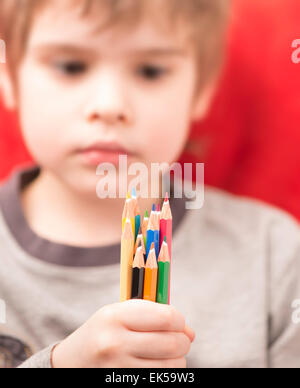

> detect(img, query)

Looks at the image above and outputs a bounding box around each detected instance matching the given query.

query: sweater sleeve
[268,212,300,368]
[18,343,58,369]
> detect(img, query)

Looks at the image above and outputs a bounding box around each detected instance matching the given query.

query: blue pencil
[146,204,160,260]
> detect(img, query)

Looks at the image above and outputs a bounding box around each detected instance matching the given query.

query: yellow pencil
[120,218,134,302]
[122,198,135,237]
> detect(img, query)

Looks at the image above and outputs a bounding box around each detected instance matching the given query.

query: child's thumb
[184,325,196,343]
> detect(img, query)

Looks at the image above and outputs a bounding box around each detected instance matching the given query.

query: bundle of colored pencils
[120,189,173,304]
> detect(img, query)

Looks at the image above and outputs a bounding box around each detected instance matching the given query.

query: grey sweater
[0,167,300,368]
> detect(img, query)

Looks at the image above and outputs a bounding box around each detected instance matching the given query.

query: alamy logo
[0,299,6,324]
[292,299,300,324]
[96,157,205,210]
[0,39,6,64]
[291,39,300,64]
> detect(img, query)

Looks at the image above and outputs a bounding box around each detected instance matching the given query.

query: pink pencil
[160,193,173,304]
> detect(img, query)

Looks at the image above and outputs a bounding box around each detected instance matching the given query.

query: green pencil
[142,210,149,250]
[156,236,170,304]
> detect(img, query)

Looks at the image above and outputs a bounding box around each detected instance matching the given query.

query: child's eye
[54,61,87,76]
[137,65,168,81]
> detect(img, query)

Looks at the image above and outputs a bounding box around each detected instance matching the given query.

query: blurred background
[1,0,300,219]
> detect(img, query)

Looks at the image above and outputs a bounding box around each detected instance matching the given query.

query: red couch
[1,0,300,219]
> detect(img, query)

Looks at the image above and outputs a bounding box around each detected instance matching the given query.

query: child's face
[11,2,207,196]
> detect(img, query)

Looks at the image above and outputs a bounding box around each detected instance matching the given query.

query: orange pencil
[143,243,158,302]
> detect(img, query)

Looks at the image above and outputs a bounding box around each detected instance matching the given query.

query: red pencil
[160,193,173,304]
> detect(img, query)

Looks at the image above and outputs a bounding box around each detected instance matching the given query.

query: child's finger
[184,325,196,342]
[128,331,191,359]
[119,300,185,333]
[122,356,187,369]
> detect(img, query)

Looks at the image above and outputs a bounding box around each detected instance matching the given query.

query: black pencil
[131,241,145,299]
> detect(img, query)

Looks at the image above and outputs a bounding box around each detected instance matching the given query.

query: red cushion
[180,0,300,219]
[0,108,32,182]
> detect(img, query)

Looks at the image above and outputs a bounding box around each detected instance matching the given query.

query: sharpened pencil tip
[152,204,156,212]
[164,236,167,243]
[145,210,149,218]
[132,187,136,197]
[165,192,169,202]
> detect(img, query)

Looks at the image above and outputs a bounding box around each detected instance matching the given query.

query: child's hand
[52,299,195,368]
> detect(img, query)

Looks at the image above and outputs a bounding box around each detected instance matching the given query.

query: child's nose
[84,72,134,127]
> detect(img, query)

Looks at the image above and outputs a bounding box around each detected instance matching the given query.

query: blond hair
[0,0,230,89]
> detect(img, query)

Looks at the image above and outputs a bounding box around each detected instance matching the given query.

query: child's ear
[191,81,217,121]
[0,65,17,110]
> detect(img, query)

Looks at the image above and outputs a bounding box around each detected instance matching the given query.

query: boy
[0,0,300,368]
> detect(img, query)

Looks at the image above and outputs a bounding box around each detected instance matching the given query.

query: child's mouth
[77,142,132,166]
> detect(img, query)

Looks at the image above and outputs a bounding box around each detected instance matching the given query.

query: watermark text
[0,299,6,324]
[0,39,6,64]
[96,156,205,210]
[291,39,300,64]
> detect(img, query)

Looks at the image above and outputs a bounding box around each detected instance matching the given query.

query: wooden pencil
[143,243,158,302]
[159,193,173,256]
[135,227,146,257]
[156,236,170,304]
[122,198,135,238]
[122,197,130,232]
[146,205,155,259]
[120,218,134,302]
[154,207,160,259]
[142,210,149,249]
[160,193,173,304]
[156,203,161,222]
[122,194,130,230]
[131,188,141,243]
[131,241,145,299]
[146,204,159,260]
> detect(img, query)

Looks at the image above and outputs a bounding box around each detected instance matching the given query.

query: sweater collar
[0,166,186,267]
